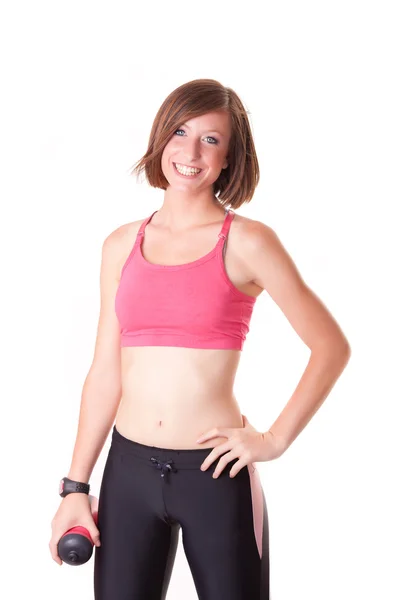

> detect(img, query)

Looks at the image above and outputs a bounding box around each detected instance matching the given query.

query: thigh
[176,461,269,600]
[94,445,180,600]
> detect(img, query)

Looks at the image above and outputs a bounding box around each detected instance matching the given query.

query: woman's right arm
[67,226,125,484]
[49,226,126,564]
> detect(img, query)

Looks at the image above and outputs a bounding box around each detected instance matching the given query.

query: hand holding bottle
[49,494,100,565]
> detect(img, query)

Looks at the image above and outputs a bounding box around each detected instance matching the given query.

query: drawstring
[150,457,177,482]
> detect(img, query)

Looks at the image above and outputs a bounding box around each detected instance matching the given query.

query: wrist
[59,476,90,498]
[67,472,90,484]
[264,430,288,456]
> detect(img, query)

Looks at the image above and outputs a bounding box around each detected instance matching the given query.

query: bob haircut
[130,78,260,210]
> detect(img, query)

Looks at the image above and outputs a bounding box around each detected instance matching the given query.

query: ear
[222,157,229,169]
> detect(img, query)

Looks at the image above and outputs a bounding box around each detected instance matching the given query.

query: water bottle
[57,495,99,566]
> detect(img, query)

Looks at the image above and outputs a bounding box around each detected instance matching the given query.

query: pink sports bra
[114,208,257,350]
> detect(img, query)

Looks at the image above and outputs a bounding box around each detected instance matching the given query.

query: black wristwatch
[59,477,90,497]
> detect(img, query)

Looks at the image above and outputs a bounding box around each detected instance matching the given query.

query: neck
[156,190,226,230]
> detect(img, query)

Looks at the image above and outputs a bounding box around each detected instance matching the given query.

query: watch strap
[59,477,90,497]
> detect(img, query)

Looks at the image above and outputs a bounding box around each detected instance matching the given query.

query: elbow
[340,336,351,359]
[312,336,351,365]
[333,339,352,368]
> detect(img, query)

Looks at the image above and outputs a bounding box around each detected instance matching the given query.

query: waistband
[111,425,221,470]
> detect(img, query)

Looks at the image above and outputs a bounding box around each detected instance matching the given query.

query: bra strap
[217,209,234,243]
[136,210,158,239]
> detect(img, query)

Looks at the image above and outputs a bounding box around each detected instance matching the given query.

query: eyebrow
[182,122,224,136]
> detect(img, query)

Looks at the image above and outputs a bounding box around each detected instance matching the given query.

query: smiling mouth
[173,162,203,177]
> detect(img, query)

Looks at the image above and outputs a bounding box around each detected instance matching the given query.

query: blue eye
[174,129,218,144]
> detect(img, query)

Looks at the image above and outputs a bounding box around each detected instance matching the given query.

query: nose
[182,137,201,163]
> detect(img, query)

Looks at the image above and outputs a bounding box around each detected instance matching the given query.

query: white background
[1,1,399,598]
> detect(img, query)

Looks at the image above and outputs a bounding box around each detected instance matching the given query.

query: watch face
[59,479,64,495]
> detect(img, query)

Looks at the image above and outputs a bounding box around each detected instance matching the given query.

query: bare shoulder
[231,211,308,293]
[231,211,276,245]
[230,212,279,269]
[102,216,148,278]
[103,217,144,248]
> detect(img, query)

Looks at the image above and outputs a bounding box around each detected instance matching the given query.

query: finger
[196,427,229,444]
[212,450,239,478]
[196,429,216,443]
[200,441,233,471]
[196,431,212,444]
[229,458,250,478]
[86,525,101,547]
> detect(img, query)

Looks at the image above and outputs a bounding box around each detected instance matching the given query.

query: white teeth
[175,163,201,176]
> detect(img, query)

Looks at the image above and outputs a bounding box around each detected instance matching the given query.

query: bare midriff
[115,346,246,450]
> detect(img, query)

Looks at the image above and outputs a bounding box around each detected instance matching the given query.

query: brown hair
[130,79,260,210]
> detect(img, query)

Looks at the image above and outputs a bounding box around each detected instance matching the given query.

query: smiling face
[161,110,232,194]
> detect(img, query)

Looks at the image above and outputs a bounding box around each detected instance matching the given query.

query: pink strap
[218,209,234,241]
[136,210,158,238]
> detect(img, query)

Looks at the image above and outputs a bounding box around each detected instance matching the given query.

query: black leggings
[94,426,270,599]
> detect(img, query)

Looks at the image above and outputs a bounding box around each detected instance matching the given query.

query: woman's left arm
[247,220,351,455]
[196,220,351,475]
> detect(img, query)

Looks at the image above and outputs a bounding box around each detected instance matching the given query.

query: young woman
[49,78,351,599]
